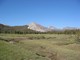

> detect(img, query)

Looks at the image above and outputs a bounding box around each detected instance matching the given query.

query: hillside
[0,24,37,34]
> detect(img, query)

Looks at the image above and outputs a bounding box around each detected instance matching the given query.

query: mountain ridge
[0,23,80,33]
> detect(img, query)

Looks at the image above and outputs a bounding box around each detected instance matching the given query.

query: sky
[0,0,80,28]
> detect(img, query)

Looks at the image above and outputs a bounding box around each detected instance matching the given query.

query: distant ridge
[63,27,79,30]
[0,23,80,33]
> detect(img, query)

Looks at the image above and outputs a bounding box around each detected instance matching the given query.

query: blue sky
[0,0,80,28]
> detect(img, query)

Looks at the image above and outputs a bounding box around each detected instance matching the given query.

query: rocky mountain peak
[28,22,48,32]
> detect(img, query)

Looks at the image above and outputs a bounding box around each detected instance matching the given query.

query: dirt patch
[35,46,58,60]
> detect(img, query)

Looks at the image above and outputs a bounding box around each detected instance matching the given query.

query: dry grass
[0,34,80,60]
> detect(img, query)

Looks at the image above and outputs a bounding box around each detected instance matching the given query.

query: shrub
[75,35,80,43]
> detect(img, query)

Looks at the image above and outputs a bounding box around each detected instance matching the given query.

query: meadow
[0,34,80,60]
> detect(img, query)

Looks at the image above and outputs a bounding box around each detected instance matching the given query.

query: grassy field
[0,34,80,60]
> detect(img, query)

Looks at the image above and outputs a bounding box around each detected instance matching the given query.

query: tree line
[0,24,80,34]
[0,29,80,34]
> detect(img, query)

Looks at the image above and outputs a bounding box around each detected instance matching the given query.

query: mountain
[48,26,55,30]
[48,26,60,31]
[0,23,55,33]
[0,23,79,33]
[28,22,49,32]
[0,24,28,31]
[0,23,37,34]
[0,23,62,33]
[63,27,79,30]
